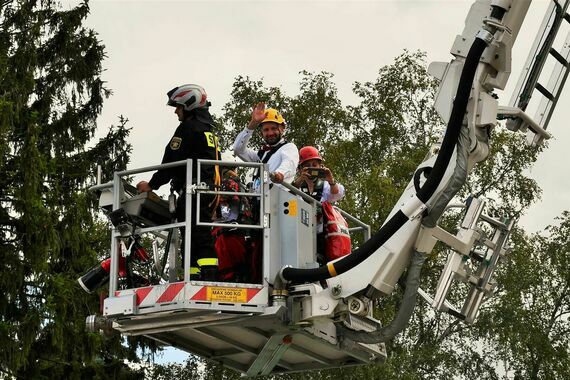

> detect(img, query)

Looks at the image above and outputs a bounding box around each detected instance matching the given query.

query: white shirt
[233,128,299,184]
[320,181,345,203]
[316,181,345,233]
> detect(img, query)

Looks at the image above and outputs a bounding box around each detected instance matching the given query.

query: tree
[462,130,543,218]
[146,356,203,379]
[475,213,570,379]
[0,1,152,378]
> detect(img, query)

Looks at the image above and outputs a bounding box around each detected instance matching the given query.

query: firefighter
[232,102,298,185]
[136,84,220,281]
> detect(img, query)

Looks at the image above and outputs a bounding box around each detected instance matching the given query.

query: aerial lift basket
[87,159,385,377]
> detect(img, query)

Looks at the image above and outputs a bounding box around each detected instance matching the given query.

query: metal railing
[196,159,266,230]
[279,180,371,242]
[109,160,192,293]
[95,159,370,295]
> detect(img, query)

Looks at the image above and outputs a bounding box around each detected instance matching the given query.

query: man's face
[174,105,184,121]
[260,122,284,145]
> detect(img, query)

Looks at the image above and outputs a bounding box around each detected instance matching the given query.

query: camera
[308,167,326,178]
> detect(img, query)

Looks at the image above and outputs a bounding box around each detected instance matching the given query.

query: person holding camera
[293,146,349,264]
[293,146,344,203]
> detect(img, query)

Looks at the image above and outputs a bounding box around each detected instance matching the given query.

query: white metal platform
[105,281,385,376]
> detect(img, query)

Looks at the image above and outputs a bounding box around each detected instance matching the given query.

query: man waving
[233,102,298,184]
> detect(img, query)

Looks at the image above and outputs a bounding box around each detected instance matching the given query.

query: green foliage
[0,1,149,378]
[463,130,542,218]
[146,356,202,379]
[475,215,570,379]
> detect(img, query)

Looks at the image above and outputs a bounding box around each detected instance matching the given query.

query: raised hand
[248,102,266,129]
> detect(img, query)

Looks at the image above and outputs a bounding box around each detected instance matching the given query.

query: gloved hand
[136,181,152,193]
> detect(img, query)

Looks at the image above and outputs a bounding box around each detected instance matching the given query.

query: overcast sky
[75,0,568,364]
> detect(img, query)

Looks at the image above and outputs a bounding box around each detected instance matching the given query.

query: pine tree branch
[37,355,72,367]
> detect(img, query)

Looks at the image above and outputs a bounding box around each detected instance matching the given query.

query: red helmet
[299,146,322,165]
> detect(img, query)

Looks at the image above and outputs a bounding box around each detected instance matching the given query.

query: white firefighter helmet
[166,84,208,111]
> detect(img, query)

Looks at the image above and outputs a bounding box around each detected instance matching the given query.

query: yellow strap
[209,132,222,214]
[327,262,338,277]
[190,267,201,275]
[197,258,219,267]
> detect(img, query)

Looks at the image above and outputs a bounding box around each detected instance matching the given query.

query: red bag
[321,201,351,261]
[213,227,262,283]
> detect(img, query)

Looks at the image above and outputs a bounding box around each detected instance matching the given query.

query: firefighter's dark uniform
[148,107,219,279]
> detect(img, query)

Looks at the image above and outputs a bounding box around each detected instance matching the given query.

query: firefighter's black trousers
[176,192,216,268]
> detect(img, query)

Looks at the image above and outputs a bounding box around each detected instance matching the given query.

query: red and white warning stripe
[114,282,268,309]
[115,282,185,308]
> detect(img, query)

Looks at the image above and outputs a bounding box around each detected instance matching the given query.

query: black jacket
[149,108,218,190]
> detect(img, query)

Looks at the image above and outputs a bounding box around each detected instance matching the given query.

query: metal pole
[260,164,266,228]
[335,207,371,242]
[198,159,264,169]
[196,159,202,228]
[184,159,193,282]
[278,180,320,206]
[109,172,121,295]
[116,160,188,177]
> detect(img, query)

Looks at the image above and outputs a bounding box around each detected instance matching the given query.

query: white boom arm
[293,0,537,326]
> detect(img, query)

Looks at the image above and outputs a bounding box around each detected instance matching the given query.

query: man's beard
[264,133,282,145]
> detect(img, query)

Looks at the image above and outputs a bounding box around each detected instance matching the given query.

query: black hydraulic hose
[416,37,488,203]
[338,250,426,343]
[283,211,410,284]
[281,36,489,284]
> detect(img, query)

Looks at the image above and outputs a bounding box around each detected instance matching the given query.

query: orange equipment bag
[321,201,352,261]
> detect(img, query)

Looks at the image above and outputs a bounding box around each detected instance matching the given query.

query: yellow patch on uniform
[204,132,215,148]
[170,137,182,150]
